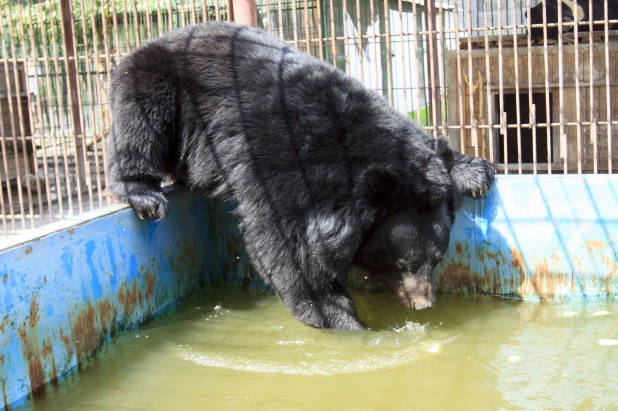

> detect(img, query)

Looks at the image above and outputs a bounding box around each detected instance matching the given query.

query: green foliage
[408,106,430,127]
[0,0,229,58]
[408,104,449,128]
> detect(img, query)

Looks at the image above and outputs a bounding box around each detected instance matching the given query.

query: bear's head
[353,137,494,311]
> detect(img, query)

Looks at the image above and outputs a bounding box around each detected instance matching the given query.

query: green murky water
[25,287,618,410]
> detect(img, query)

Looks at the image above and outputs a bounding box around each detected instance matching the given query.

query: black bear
[107,21,494,330]
[353,139,490,313]
[528,0,618,43]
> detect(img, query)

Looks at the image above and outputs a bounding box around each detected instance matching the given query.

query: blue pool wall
[1,175,617,409]
[437,175,618,300]
[0,189,259,410]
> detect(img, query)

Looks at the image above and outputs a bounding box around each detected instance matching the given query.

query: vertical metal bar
[526,0,536,173]
[8,4,36,226]
[16,1,44,220]
[88,0,107,205]
[304,0,312,53]
[354,0,365,81]
[133,0,143,43]
[179,0,187,28]
[316,0,324,59]
[55,0,81,215]
[167,0,174,30]
[592,118,598,173]
[411,0,422,125]
[542,0,552,173]
[59,0,86,213]
[35,1,66,220]
[24,2,54,219]
[277,0,285,39]
[603,0,612,173]
[511,0,521,174]
[159,0,167,32]
[99,0,113,200]
[313,0,324,60]
[369,0,378,92]
[589,0,597,174]
[397,0,407,115]
[200,0,206,23]
[227,0,234,21]
[466,0,477,157]
[0,147,8,233]
[557,0,567,173]
[0,7,29,229]
[228,0,233,22]
[145,0,153,38]
[573,0,582,174]
[111,0,123,56]
[383,0,392,106]
[292,0,300,50]
[437,1,447,136]
[232,0,256,26]
[484,0,494,163]
[120,0,130,51]
[423,0,438,135]
[498,0,507,173]
[0,67,16,233]
[214,0,220,23]
[77,0,100,210]
[453,0,465,151]
[190,0,198,25]
[328,0,338,67]
[342,0,351,76]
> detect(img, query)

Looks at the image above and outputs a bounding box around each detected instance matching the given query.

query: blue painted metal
[436,175,618,300]
[1,175,617,409]
[0,190,215,409]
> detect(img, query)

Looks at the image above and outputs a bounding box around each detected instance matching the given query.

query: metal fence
[1,0,617,236]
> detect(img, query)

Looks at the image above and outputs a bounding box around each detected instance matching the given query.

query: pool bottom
[19,286,618,411]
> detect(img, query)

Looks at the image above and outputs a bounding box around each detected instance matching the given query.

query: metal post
[58,0,82,138]
[232,0,257,26]
[424,0,441,134]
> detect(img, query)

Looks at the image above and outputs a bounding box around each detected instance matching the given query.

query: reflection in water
[492,303,618,410]
[24,286,618,411]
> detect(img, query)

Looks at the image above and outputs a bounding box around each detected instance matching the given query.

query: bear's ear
[355,165,402,208]
[433,136,455,173]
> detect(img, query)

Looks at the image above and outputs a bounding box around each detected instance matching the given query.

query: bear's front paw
[452,155,496,199]
[468,160,495,198]
[125,189,169,221]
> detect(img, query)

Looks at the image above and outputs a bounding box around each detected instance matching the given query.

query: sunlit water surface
[23,286,618,410]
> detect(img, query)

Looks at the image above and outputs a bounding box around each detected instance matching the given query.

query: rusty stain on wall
[0,191,210,410]
[18,325,45,397]
[433,176,618,302]
[28,294,39,328]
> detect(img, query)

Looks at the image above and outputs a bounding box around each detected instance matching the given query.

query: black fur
[527,0,618,44]
[354,139,493,313]
[107,21,495,330]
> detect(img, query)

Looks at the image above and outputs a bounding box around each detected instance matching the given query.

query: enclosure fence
[1,0,617,236]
